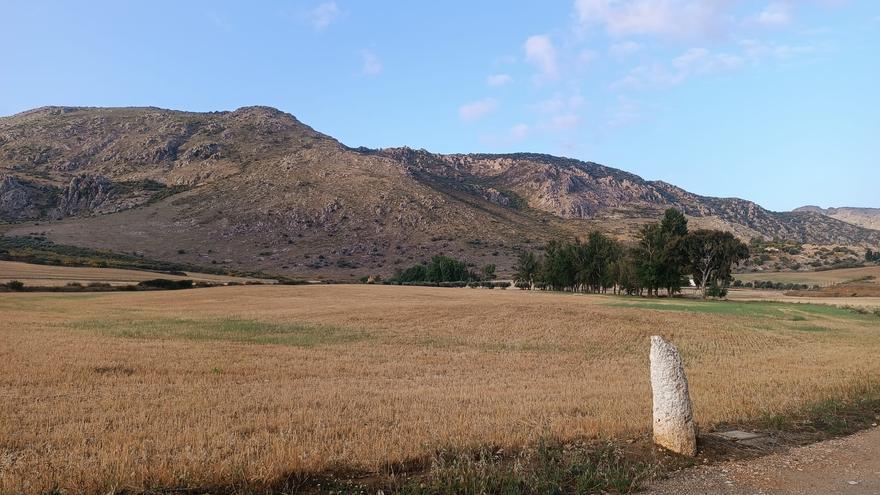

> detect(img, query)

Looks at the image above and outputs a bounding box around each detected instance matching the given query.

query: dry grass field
[736,265,880,286]
[2,285,880,494]
[0,260,270,287]
[727,288,880,309]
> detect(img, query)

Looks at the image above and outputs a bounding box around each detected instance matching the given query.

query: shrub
[6,280,25,291]
[137,279,194,290]
[706,284,728,299]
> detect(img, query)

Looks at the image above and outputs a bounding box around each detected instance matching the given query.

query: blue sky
[2,1,878,211]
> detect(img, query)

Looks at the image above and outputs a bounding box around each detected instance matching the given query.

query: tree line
[392,255,496,284]
[514,209,749,299]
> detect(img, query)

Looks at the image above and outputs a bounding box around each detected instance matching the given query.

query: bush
[706,284,728,298]
[137,279,194,290]
[5,280,25,291]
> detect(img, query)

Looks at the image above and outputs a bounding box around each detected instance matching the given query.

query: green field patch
[607,298,872,323]
[70,317,367,347]
[788,324,830,333]
[608,299,787,319]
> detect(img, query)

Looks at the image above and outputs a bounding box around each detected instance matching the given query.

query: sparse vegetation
[0,235,265,278]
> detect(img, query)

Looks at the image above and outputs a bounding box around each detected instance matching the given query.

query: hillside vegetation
[2,106,878,279]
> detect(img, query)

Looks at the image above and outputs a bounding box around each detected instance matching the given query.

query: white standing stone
[650,335,697,456]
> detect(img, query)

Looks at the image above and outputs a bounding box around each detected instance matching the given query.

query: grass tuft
[391,440,651,495]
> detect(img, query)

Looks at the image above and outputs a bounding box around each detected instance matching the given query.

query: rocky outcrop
[0,176,57,220]
[59,175,114,216]
[650,336,697,456]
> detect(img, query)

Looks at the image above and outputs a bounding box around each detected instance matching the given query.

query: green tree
[513,251,539,289]
[481,264,496,281]
[634,224,661,296]
[425,255,472,282]
[660,208,688,237]
[542,240,578,291]
[582,231,619,293]
[681,230,750,299]
[633,209,689,296]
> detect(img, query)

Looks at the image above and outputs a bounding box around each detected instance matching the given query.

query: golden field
[736,265,880,286]
[0,259,269,287]
[2,284,880,493]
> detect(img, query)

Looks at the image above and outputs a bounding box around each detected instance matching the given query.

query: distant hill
[2,106,878,278]
[794,206,880,232]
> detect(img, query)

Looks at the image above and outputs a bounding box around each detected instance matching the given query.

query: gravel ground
[645,426,880,494]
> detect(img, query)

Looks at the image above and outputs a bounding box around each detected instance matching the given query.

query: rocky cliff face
[0,176,57,220]
[0,106,877,277]
[59,175,113,215]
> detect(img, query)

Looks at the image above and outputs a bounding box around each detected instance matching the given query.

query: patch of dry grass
[2,285,879,494]
[736,266,880,286]
[0,260,269,287]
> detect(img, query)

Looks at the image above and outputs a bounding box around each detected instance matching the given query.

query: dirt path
[646,426,880,494]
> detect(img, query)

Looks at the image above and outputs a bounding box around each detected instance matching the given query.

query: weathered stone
[711,430,765,441]
[650,335,697,456]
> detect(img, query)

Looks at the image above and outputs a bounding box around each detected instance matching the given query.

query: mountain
[794,206,880,232]
[1,106,878,279]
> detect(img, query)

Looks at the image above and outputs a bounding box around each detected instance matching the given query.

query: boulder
[650,335,697,456]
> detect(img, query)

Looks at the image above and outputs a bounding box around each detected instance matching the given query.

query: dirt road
[646,426,880,494]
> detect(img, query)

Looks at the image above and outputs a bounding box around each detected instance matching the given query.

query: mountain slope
[1,106,877,278]
[794,206,880,231]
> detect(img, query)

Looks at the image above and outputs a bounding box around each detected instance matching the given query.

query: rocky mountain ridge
[794,206,880,232]
[1,106,877,278]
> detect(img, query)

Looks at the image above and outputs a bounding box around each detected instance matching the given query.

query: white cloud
[578,49,598,64]
[606,96,641,127]
[532,93,585,114]
[360,50,382,76]
[509,123,531,141]
[309,2,342,30]
[612,62,685,89]
[547,114,582,131]
[574,0,729,39]
[673,47,743,72]
[458,98,499,121]
[739,39,816,60]
[614,46,744,89]
[524,35,559,80]
[609,41,642,58]
[755,2,791,27]
[486,74,513,87]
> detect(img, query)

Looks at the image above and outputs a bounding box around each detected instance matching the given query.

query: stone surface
[710,430,766,441]
[650,335,697,456]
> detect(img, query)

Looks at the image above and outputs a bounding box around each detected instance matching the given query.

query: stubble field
[2,285,880,493]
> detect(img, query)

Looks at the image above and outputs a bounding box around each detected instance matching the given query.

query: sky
[2,1,878,211]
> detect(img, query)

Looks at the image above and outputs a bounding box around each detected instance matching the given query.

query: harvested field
[727,288,880,309]
[736,266,880,286]
[2,285,880,493]
[0,260,271,287]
